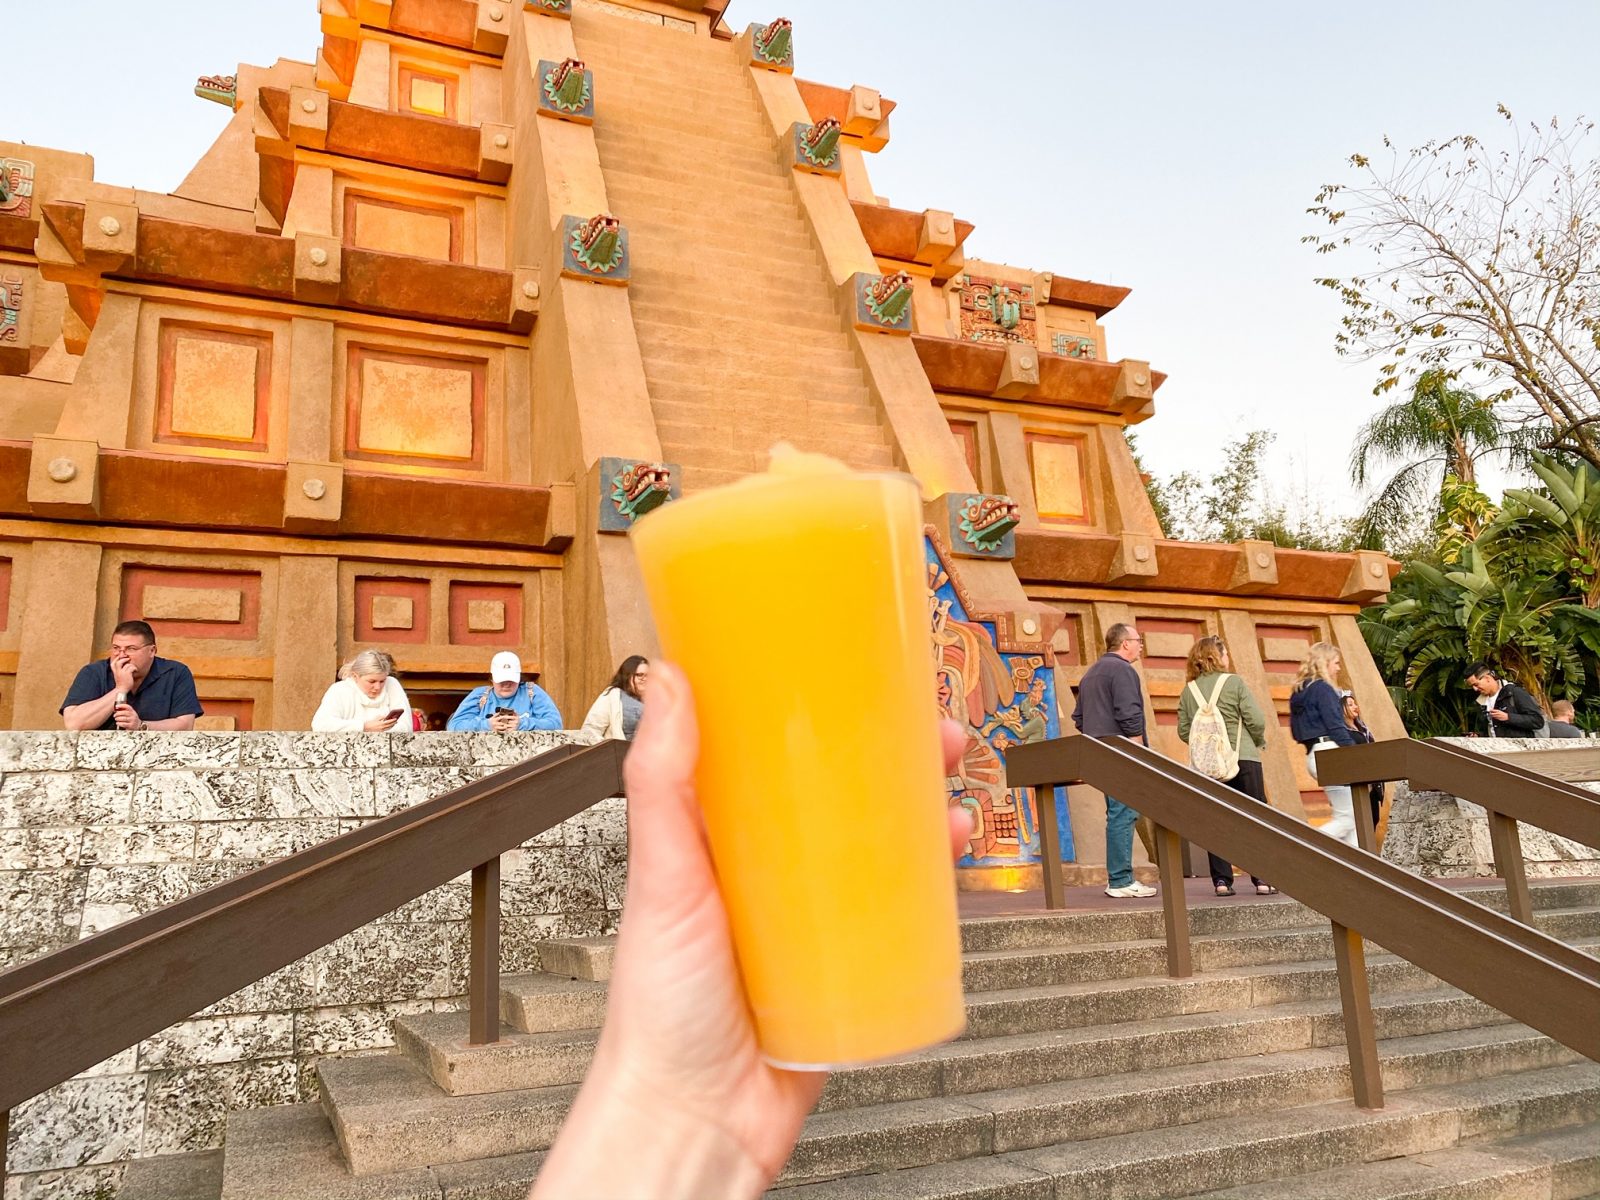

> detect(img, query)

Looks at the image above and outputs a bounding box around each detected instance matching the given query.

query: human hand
[489,713,517,733]
[112,703,141,731]
[362,715,399,732]
[1490,709,1509,722]
[530,663,970,1199]
[110,656,137,692]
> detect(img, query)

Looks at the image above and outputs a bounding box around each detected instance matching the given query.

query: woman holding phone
[311,649,413,733]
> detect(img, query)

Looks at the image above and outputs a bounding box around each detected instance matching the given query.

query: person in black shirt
[1463,663,1546,737]
[60,619,203,731]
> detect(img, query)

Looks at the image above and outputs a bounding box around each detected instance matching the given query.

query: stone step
[630,293,846,334]
[635,336,863,377]
[600,161,795,198]
[217,1102,543,1200]
[392,981,1519,1101]
[622,235,832,278]
[120,1149,223,1200]
[499,971,607,1034]
[321,1008,1576,1178]
[534,936,613,981]
[1184,1120,1600,1198]
[595,127,780,176]
[641,356,865,393]
[630,296,849,340]
[665,440,894,476]
[647,379,880,416]
[624,215,818,253]
[593,117,780,159]
[603,181,806,225]
[774,1061,1600,1199]
[592,104,769,142]
[589,76,759,117]
[677,463,751,491]
[654,420,889,460]
[627,266,840,311]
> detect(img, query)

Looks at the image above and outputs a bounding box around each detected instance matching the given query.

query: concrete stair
[569,3,893,489]
[146,880,1600,1199]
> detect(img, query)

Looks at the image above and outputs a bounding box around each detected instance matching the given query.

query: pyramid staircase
[572,8,896,492]
[120,880,1600,1199]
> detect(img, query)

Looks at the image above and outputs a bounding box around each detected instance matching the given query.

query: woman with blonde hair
[311,649,412,733]
[1289,641,1358,846]
[1176,635,1276,895]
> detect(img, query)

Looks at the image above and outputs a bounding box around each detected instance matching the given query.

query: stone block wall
[1381,736,1600,879]
[0,730,623,1200]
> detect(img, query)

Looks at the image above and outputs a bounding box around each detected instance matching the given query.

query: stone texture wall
[0,730,623,1200]
[1381,736,1600,879]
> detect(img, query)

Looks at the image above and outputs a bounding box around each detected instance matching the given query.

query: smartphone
[385,709,405,721]
[494,707,517,718]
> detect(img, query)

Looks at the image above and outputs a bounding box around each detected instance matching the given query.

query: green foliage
[1361,454,1600,733]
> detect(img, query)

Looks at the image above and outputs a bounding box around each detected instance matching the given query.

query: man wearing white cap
[445,651,563,732]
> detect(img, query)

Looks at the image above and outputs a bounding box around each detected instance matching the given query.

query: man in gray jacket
[1072,622,1157,898]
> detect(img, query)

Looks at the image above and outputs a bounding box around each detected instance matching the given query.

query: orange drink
[631,449,965,1067]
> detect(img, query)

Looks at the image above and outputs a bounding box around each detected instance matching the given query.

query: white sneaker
[1104,882,1157,898]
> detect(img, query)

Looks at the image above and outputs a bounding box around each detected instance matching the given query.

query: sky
[9,0,1600,516]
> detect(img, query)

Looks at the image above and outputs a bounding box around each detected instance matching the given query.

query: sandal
[1255,884,1279,896]
[1214,883,1236,896]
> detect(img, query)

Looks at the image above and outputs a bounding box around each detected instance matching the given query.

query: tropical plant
[1361,455,1600,733]
[1348,371,1531,550]
[1306,108,1600,469]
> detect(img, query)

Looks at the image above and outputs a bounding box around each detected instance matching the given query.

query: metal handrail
[1008,734,1600,1110]
[0,739,629,1175]
[1318,738,1600,922]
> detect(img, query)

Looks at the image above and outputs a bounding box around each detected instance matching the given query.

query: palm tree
[1349,370,1534,550]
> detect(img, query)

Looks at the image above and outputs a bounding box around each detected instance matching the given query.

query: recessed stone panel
[354,577,430,644]
[448,581,522,645]
[120,567,262,640]
[1136,616,1206,673]
[1027,434,1089,525]
[398,65,457,120]
[1259,625,1320,675]
[156,325,272,450]
[346,346,484,468]
[344,193,460,262]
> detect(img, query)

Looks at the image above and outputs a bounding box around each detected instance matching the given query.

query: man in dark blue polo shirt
[60,619,203,731]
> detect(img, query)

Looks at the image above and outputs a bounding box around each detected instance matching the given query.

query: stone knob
[1021,617,1039,636]
[1254,551,1271,567]
[1369,562,1385,577]
[522,280,539,299]
[490,4,504,18]
[1134,372,1150,387]
[47,457,78,483]
[1019,354,1036,370]
[308,247,329,267]
[1133,544,1151,562]
[494,133,509,148]
[302,478,327,501]
[98,217,121,237]
[301,98,318,113]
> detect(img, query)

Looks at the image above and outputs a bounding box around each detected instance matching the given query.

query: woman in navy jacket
[1289,642,1359,846]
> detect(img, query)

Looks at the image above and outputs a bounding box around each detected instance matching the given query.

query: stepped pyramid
[0,0,1401,889]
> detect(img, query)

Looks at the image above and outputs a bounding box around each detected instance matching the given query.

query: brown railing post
[2,1107,8,1179]
[1352,783,1377,854]
[469,856,501,1045]
[1153,823,1193,978]
[1036,785,1066,911]
[1330,920,1383,1109]
[1486,811,1534,925]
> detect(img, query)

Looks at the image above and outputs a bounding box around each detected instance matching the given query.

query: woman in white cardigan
[311,649,413,733]
[579,655,649,743]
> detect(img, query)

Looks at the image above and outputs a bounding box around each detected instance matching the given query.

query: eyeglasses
[110,642,155,655]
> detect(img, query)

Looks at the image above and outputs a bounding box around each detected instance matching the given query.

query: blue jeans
[1105,794,1140,888]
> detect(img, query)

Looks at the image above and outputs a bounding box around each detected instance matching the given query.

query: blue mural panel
[925,536,1073,868]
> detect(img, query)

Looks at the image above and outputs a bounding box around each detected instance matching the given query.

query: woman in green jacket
[1177,635,1278,896]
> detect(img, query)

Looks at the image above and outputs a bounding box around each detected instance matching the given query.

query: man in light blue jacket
[447,651,563,732]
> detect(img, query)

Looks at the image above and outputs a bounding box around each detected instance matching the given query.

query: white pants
[1309,749,1358,847]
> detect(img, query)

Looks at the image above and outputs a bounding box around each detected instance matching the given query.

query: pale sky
[10,1,1599,515]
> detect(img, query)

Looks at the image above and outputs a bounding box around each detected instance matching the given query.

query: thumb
[621,662,712,910]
